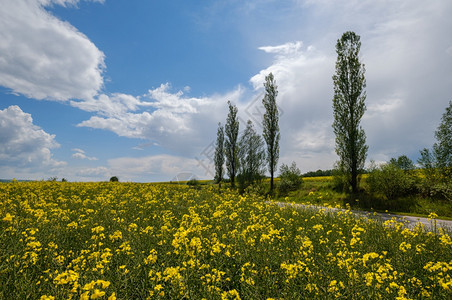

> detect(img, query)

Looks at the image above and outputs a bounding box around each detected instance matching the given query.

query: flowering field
[1,182,451,299]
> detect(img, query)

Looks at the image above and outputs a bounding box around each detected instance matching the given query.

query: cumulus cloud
[244,0,452,171]
[72,148,98,161]
[4,0,450,181]
[0,105,65,169]
[0,0,105,101]
[75,84,242,157]
[70,93,148,117]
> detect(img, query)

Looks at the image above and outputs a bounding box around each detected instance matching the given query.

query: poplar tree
[238,120,266,190]
[332,31,368,194]
[262,72,280,192]
[224,101,239,188]
[214,122,225,187]
[433,100,452,177]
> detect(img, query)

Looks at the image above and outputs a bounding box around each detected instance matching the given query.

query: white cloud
[259,41,303,57]
[64,153,211,182]
[71,148,98,161]
[247,0,452,171]
[75,166,109,178]
[4,0,450,181]
[0,105,65,169]
[0,0,105,101]
[106,154,209,182]
[70,93,148,116]
[75,84,242,157]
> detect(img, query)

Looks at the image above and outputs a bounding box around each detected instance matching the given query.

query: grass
[1,181,451,299]
[275,176,452,220]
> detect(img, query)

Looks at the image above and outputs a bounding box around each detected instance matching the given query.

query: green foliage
[262,72,280,192]
[433,101,452,170]
[389,155,415,172]
[237,120,266,192]
[303,169,334,177]
[224,101,240,187]
[109,176,119,182]
[433,100,452,178]
[186,178,200,188]
[278,162,303,196]
[367,162,416,200]
[332,166,352,193]
[214,123,225,184]
[418,101,452,199]
[332,31,368,194]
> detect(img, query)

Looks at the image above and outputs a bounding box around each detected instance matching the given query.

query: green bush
[278,162,303,195]
[426,182,452,201]
[367,163,416,200]
[186,178,200,188]
[332,168,351,193]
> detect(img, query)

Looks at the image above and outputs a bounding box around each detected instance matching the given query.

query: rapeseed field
[0,182,451,299]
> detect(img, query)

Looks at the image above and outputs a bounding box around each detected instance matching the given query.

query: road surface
[271,201,452,232]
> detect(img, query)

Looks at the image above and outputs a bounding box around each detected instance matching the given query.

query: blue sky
[1,0,451,182]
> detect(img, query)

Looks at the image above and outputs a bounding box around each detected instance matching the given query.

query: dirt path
[271,201,452,232]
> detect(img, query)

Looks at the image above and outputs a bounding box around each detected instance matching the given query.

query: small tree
[224,101,240,188]
[367,162,415,200]
[214,122,225,187]
[389,155,415,172]
[332,31,368,194]
[278,162,303,196]
[237,120,266,191]
[262,72,280,193]
[110,176,119,182]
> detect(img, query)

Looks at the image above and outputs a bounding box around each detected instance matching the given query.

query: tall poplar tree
[238,120,266,190]
[332,31,368,194]
[262,72,280,193]
[224,101,239,188]
[214,122,225,187]
[433,100,452,177]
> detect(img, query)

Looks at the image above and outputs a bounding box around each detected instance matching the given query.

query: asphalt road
[271,201,452,232]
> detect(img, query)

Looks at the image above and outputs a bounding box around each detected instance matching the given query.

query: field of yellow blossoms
[1,181,451,299]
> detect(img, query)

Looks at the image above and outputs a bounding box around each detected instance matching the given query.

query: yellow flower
[2,213,13,222]
[107,293,116,300]
[40,296,55,300]
[399,242,411,252]
[80,291,90,300]
[427,212,438,220]
[90,289,105,299]
[144,249,158,265]
[91,226,105,234]
[221,289,241,300]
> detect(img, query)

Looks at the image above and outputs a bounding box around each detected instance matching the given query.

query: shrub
[187,178,200,188]
[367,163,416,200]
[332,168,351,193]
[278,162,303,195]
[109,176,119,182]
[426,182,452,201]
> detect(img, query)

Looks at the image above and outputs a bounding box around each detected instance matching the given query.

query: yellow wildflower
[2,213,14,222]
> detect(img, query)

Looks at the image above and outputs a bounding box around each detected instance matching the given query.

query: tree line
[214,73,281,194]
[212,30,451,200]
